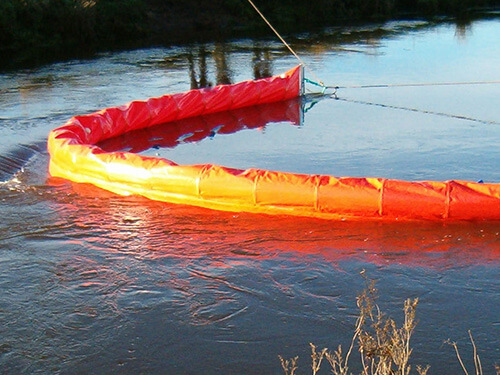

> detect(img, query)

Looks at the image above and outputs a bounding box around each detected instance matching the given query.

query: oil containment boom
[48,65,500,221]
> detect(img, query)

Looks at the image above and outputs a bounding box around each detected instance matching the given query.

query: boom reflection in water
[98,98,302,154]
[48,177,500,269]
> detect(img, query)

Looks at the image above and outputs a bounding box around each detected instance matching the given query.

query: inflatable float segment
[48,65,500,221]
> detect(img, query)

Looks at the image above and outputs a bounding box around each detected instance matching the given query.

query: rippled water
[1,17,500,374]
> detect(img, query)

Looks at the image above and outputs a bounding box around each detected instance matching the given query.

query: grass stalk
[279,273,498,375]
[279,355,298,375]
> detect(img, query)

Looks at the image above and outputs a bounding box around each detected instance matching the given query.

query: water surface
[1,17,500,374]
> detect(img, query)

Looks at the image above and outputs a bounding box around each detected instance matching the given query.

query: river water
[1,17,500,374]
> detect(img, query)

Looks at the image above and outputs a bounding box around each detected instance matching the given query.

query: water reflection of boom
[98,98,302,154]
[50,187,500,268]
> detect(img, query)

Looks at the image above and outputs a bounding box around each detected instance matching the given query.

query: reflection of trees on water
[214,43,232,85]
[186,43,233,88]
[454,20,472,42]
[183,19,474,86]
[187,46,210,89]
[186,42,275,89]
[252,43,273,79]
[185,21,475,88]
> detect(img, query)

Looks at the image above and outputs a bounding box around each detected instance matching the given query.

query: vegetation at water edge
[2,0,500,69]
[279,275,500,375]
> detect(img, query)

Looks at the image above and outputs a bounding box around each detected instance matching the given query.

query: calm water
[1,17,500,374]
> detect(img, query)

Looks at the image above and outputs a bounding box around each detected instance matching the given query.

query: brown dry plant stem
[310,343,328,375]
[447,330,485,375]
[326,344,352,375]
[279,274,428,375]
[279,275,498,375]
[279,355,298,375]
[355,276,420,375]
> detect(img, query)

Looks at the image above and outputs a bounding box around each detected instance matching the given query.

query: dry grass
[279,272,498,375]
[446,330,500,375]
[279,355,299,375]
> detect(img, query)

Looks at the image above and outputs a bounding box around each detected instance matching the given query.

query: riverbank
[1,0,500,71]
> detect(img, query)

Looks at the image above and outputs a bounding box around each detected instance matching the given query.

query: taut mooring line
[334,96,500,126]
[246,0,325,87]
[245,0,500,123]
[332,80,500,90]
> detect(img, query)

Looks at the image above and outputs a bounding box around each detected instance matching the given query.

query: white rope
[334,96,500,126]
[246,0,325,86]
[245,0,500,124]
[334,80,500,89]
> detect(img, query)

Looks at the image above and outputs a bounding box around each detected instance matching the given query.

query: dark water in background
[1,17,500,374]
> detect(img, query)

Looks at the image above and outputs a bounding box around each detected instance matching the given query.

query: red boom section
[47,65,500,221]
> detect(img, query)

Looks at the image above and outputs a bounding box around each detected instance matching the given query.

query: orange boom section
[48,65,500,221]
